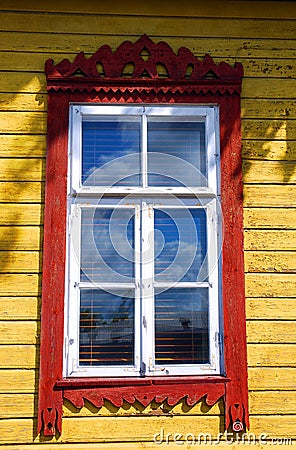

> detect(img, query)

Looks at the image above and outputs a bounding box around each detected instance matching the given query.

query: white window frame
[64,104,222,378]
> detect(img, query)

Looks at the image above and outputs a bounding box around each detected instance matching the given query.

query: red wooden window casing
[38,35,248,437]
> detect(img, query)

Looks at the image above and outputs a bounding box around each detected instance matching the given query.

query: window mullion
[141,202,154,374]
[141,113,148,188]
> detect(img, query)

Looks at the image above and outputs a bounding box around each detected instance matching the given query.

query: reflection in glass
[79,289,135,366]
[81,208,135,283]
[82,119,141,186]
[155,288,209,365]
[154,208,208,282]
[147,121,206,186]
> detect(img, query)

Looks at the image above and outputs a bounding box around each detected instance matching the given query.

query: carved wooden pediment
[45,34,243,95]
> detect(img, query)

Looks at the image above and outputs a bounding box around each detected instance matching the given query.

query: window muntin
[66,104,221,378]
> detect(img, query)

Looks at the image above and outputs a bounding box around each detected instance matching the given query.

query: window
[38,35,248,437]
[65,105,221,378]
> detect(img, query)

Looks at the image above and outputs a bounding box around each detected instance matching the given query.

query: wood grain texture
[0,252,41,273]
[0,394,35,418]
[246,321,296,343]
[0,297,40,319]
[0,205,43,225]
[0,321,39,344]
[243,186,296,207]
[244,209,296,230]
[243,140,296,161]
[0,228,42,251]
[0,182,44,203]
[0,345,37,368]
[243,160,296,183]
[244,252,296,273]
[249,391,296,414]
[2,0,296,19]
[0,135,46,158]
[248,367,296,390]
[2,51,296,80]
[245,274,296,297]
[0,415,295,444]
[0,369,36,393]
[0,274,40,296]
[247,344,296,367]
[246,298,296,320]
[244,230,296,250]
[0,158,44,181]
[1,71,295,98]
[1,12,296,39]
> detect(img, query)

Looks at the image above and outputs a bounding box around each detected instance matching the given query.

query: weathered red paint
[38,35,248,437]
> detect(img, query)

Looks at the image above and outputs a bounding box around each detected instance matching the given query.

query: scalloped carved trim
[62,382,226,410]
[45,35,243,95]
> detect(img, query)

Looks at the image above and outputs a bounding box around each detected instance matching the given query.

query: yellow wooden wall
[0,0,295,447]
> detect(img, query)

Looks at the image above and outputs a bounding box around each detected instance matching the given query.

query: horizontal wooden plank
[244,252,296,273]
[1,30,295,57]
[2,0,296,19]
[243,160,296,184]
[0,135,46,158]
[0,252,41,273]
[247,343,296,367]
[0,204,43,225]
[245,273,296,297]
[247,320,296,344]
[0,274,40,296]
[0,227,42,251]
[0,297,39,320]
[242,140,296,161]
[244,230,296,250]
[0,414,295,444]
[244,209,296,230]
[246,298,296,320]
[242,99,296,120]
[1,445,294,450]
[1,70,295,100]
[243,186,296,207]
[1,11,296,39]
[0,92,47,111]
[0,111,47,134]
[0,369,36,393]
[248,367,296,390]
[0,321,38,345]
[0,181,44,203]
[0,393,35,418]
[249,391,296,415]
[1,93,295,119]
[242,119,296,141]
[0,345,37,368]
[249,416,296,439]
[0,416,221,444]
[2,48,296,80]
[0,158,44,181]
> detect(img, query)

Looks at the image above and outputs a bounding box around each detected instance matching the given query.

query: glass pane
[82,119,140,186]
[79,289,134,366]
[154,208,208,283]
[147,120,206,186]
[155,288,209,365]
[81,208,135,283]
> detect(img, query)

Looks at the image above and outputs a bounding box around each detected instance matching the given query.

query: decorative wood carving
[38,35,248,438]
[45,34,243,95]
[59,377,226,409]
